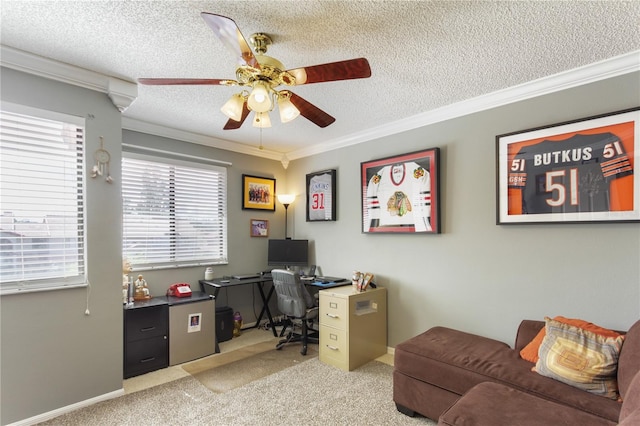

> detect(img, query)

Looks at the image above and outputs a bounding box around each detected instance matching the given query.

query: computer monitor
[267,239,309,267]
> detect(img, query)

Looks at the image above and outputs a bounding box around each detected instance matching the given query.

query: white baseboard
[8,389,124,426]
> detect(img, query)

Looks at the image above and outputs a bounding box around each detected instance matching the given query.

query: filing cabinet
[123,299,168,379]
[319,286,387,371]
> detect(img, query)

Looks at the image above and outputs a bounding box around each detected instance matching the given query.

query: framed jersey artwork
[361,148,441,234]
[306,169,336,221]
[496,107,639,224]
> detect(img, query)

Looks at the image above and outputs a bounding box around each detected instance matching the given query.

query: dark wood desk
[199,275,351,338]
[199,275,277,337]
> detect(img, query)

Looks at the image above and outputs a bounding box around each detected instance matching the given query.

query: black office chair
[271,269,319,355]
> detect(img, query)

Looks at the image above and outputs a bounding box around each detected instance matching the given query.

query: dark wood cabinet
[123,300,168,379]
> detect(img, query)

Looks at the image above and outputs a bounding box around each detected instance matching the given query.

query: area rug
[182,340,318,393]
[37,358,436,425]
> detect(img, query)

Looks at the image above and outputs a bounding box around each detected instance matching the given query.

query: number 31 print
[306,169,337,222]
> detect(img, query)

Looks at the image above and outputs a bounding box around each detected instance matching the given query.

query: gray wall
[121,130,285,322]
[1,67,124,424]
[1,65,639,424]
[286,72,640,347]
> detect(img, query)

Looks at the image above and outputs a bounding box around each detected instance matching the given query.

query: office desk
[199,275,277,337]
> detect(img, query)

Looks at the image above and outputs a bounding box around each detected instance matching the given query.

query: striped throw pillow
[535,317,624,400]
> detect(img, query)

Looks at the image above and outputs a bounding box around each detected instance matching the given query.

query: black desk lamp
[277,194,295,239]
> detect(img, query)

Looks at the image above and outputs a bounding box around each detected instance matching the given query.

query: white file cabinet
[319,286,387,371]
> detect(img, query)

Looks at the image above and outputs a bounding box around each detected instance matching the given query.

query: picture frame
[361,273,374,291]
[188,313,201,333]
[361,148,441,234]
[306,169,337,222]
[496,107,640,224]
[250,219,269,237]
[242,174,276,211]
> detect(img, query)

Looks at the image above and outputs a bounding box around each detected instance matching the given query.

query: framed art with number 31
[306,169,336,221]
[496,107,640,224]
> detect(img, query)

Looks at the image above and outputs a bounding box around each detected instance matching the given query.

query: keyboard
[232,273,261,280]
[315,276,347,283]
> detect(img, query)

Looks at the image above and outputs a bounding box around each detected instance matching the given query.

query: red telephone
[167,283,192,297]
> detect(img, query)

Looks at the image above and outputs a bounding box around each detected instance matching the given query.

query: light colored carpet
[37,355,436,425]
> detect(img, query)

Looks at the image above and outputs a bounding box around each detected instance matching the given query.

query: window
[122,154,227,270]
[0,106,86,294]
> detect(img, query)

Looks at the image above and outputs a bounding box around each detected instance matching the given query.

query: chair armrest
[514,320,545,351]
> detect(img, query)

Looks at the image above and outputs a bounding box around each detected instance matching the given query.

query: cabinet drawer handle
[325,345,339,351]
[325,313,339,319]
[140,357,156,363]
[140,327,156,332]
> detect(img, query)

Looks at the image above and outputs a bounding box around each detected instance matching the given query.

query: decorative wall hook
[91,136,113,183]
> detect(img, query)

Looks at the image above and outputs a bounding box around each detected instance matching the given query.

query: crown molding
[121,117,283,161]
[2,44,638,161]
[288,50,640,160]
[1,45,137,112]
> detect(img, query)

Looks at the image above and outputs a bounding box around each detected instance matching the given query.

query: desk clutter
[351,271,375,292]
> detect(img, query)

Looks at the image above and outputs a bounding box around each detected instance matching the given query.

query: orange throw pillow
[519,316,623,363]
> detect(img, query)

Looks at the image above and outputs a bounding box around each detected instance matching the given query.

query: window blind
[122,155,228,269]
[0,109,86,294]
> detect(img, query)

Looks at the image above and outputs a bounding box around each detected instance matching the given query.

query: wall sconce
[277,194,296,239]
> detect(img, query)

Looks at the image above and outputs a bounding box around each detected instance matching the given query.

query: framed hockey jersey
[496,107,639,224]
[361,148,441,233]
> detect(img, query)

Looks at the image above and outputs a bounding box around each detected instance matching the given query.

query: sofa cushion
[438,382,616,426]
[535,318,624,400]
[395,325,622,421]
[520,316,623,364]
[617,320,640,400]
[620,370,640,421]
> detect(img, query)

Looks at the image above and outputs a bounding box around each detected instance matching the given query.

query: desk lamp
[277,194,296,239]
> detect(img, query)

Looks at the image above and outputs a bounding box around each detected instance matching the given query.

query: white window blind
[122,155,228,269]
[0,108,86,294]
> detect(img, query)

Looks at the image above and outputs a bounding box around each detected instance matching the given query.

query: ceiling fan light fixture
[278,93,300,123]
[247,81,273,113]
[252,112,272,128]
[220,93,245,121]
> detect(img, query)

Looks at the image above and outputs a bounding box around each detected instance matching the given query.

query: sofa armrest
[514,320,545,351]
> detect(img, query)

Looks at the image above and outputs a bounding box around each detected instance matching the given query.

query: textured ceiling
[1,1,639,159]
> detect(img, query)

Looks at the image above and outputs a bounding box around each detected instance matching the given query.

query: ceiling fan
[138,12,372,130]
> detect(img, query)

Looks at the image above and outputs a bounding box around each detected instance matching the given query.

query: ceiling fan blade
[138,78,230,85]
[286,58,371,85]
[223,101,251,130]
[200,13,260,69]
[288,92,336,128]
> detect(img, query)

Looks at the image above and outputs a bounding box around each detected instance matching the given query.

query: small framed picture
[361,273,374,291]
[306,169,337,221]
[250,219,269,237]
[361,148,441,233]
[188,313,201,333]
[496,107,639,224]
[242,174,276,211]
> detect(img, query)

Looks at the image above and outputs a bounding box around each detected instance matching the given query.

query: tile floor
[123,327,394,394]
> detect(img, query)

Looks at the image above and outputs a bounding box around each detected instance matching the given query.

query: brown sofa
[393,319,640,424]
